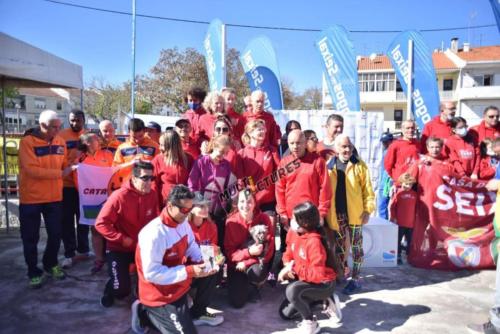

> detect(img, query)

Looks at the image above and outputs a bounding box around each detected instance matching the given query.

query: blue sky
[1,0,499,93]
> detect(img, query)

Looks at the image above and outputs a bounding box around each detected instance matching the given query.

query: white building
[322,41,500,132]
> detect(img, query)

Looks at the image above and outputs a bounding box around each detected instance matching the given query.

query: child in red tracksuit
[390,173,417,265]
[278,202,338,334]
[187,192,224,326]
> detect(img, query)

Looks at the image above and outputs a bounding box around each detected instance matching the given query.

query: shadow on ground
[0,228,495,334]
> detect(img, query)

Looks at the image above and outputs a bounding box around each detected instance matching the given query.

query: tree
[142,47,250,114]
[83,77,152,123]
[299,87,322,110]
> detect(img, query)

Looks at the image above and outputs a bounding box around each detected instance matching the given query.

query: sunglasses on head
[215,127,229,133]
[175,204,192,214]
[137,175,155,181]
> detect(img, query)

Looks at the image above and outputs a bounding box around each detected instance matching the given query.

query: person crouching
[278,202,337,334]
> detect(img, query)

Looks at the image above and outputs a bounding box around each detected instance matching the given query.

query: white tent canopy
[0,32,83,89]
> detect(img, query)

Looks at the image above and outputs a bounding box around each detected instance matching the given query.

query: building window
[396,79,403,92]
[484,75,493,86]
[473,74,494,87]
[34,98,46,109]
[394,109,403,122]
[56,101,62,110]
[443,79,453,91]
[358,72,395,92]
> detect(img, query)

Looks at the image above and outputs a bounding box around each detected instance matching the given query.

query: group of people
[380,102,500,264]
[17,84,500,333]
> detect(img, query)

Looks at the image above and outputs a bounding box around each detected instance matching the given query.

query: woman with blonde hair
[151,130,193,208]
[237,119,280,214]
[198,91,226,141]
[188,134,237,248]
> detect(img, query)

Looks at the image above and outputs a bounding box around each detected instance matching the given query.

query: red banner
[408,160,497,270]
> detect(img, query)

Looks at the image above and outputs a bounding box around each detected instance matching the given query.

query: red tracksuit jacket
[390,188,417,228]
[189,218,218,246]
[95,180,159,253]
[276,152,332,220]
[420,116,452,153]
[444,135,479,177]
[235,145,281,206]
[384,139,420,182]
[136,209,203,307]
[184,107,206,141]
[227,108,245,145]
[243,111,281,149]
[151,154,194,208]
[283,231,336,284]
[182,138,201,160]
[470,121,500,143]
[224,211,275,269]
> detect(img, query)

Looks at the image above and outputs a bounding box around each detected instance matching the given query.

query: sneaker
[47,265,66,280]
[193,311,224,327]
[90,260,105,274]
[342,279,361,295]
[29,276,43,289]
[100,294,114,308]
[467,321,500,334]
[61,257,73,269]
[131,300,148,334]
[296,318,319,334]
[323,294,342,322]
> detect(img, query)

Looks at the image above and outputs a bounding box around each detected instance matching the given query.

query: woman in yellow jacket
[326,134,375,295]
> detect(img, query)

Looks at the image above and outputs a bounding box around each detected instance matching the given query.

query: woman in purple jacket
[188,134,237,249]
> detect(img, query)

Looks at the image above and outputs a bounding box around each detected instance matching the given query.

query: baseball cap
[175,118,191,128]
[380,132,394,143]
[146,121,161,132]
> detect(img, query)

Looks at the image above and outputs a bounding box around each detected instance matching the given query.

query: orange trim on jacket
[18,128,67,204]
[59,128,85,187]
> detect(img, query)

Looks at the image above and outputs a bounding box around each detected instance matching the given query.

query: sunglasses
[215,127,229,133]
[308,137,319,142]
[175,204,192,214]
[487,115,499,119]
[176,123,191,129]
[137,175,155,182]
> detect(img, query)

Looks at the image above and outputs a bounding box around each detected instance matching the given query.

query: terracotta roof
[432,52,457,69]
[455,45,500,62]
[358,52,458,71]
[358,55,392,71]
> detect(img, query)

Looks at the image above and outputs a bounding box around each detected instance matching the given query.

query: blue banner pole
[131,0,136,117]
[407,39,413,121]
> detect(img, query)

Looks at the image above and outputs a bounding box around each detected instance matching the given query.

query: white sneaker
[323,294,342,322]
[193,312,224,326]
[296,319,319,334]
[131,300,148,334]
[61,257,73,269]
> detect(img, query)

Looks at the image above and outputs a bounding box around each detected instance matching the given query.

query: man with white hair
[18,110,76,288]
[326,134,375,295]
[243,90,281,149]
[99,120,121,155]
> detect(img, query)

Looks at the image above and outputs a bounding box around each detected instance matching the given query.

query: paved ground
[0,222,495,334]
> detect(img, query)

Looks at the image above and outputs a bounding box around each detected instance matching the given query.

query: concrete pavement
[0,227,494,334]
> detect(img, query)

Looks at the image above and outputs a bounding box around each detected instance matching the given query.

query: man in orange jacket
[59,109,89,268]
[19,109,75,288]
